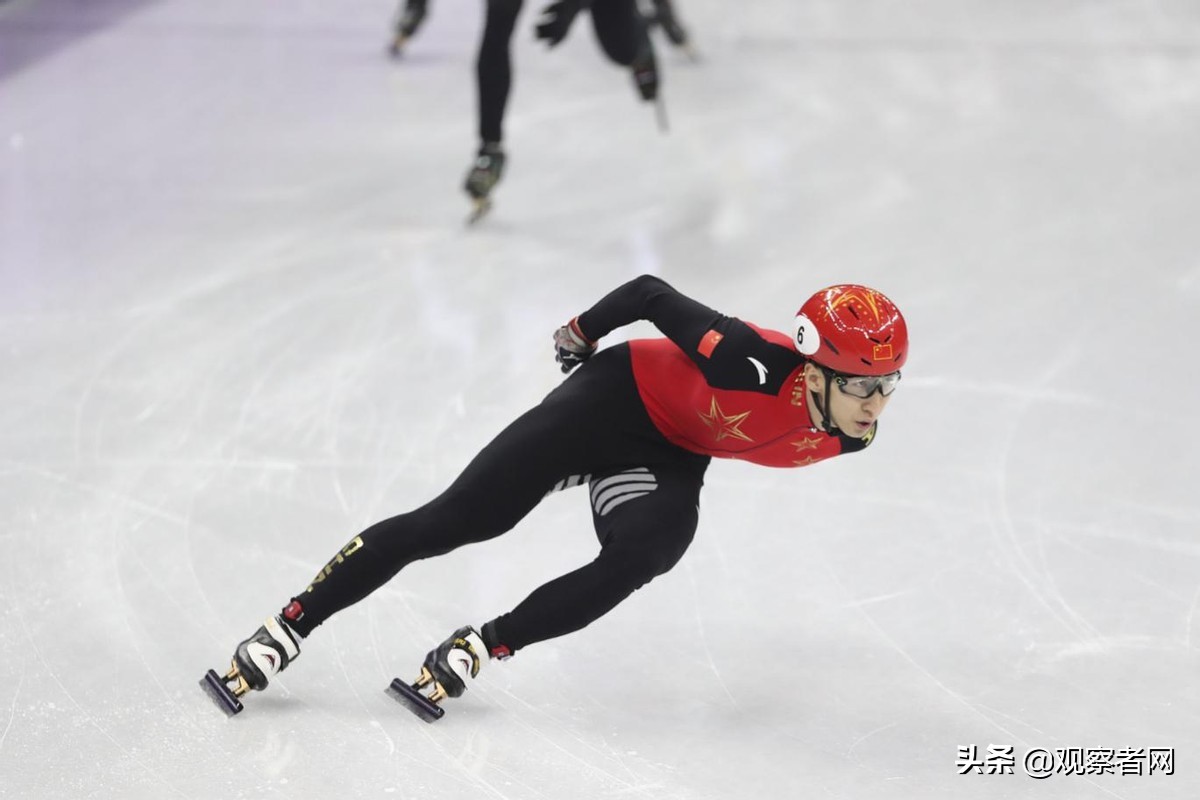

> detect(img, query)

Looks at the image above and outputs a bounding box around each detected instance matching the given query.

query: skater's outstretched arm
[534,0,586,47]
[575,274,718,344]
[566,275,799,393]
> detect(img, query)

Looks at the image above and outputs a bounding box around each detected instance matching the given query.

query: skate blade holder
[654,96,670,134]
[387,33,409,58]
[466,197,492,226]
[386,666,447,722]
[199,662,249,717]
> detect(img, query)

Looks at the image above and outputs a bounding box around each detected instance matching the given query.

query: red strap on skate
[283,599,305,622]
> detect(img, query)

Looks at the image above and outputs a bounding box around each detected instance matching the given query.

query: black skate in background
[463,143,506,225]
[388,0,428,57]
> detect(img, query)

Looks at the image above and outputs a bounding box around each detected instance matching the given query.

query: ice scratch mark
[844,721,897,760]
[841,590,913,609]
[0,669,23,755]
[683,561,739,709]
[1184,583,1200,650]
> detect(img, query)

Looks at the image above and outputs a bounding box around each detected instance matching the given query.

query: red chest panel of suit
[628,335,853,468]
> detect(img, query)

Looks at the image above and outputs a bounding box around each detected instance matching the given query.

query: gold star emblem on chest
[791,436,823,452]
[698,396,753,442]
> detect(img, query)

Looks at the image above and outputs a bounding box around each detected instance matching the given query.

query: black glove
[553,317,596,373]
[535,0,584,47]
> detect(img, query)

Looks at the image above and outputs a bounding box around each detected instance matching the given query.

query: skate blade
[654,96,670,133]
[466,197,492,226]
[200,669,244,717]
[386,677,446,722]
[387,34,409,58]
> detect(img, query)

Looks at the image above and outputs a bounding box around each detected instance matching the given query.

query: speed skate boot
[630,34,671,132]
[463,143,506,224]
[388,0,428,57]
[630,36,659,103]
[387,626,487,722]
[200,614,302,716]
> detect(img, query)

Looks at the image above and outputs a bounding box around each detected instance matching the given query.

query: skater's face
[803,364,896,438]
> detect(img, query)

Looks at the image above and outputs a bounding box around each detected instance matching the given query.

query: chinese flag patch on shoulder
[698,329,724,358]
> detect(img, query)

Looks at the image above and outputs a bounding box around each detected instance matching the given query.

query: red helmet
[793,285,907,375]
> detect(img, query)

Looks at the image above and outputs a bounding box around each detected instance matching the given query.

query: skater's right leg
[220,404,568,698]
[258,347,653,639]
[215,345,658,702]
[283,395,600,641]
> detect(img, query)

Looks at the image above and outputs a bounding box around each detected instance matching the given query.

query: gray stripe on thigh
[544,473,592,498]
[589,467,658,517]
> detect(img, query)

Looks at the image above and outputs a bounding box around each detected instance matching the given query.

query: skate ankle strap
[265,615,301,658]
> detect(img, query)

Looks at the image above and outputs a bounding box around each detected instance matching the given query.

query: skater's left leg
[476,0,522,144]
[393,461,705,712]
[465,0,523,216]
[481,458,707,655]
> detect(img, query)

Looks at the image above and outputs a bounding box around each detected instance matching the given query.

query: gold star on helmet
[830,289,885,323]
[697,396,753,443]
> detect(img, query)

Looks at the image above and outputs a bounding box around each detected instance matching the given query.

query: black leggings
[288,344,709,652]
[477,0,646,143]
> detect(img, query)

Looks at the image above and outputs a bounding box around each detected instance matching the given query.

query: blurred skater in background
[463,0,664,221]
[387,0,694,222]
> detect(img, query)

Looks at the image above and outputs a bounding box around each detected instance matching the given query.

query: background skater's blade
[655,96,669,133]
[200,669,244,716]
[387,678,445,722]
[466,197,492,226]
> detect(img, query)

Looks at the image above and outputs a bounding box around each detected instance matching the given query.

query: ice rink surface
[2,0,1200,797]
